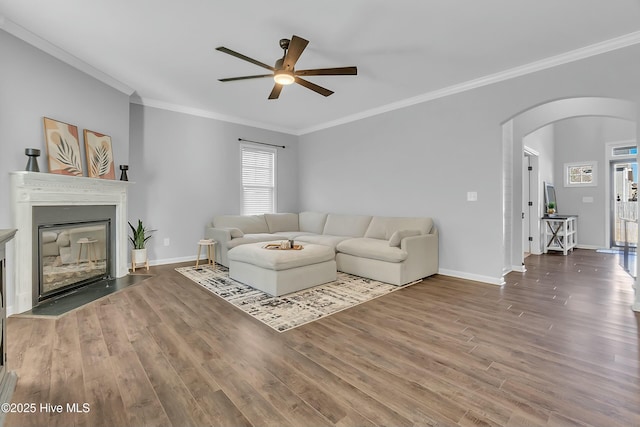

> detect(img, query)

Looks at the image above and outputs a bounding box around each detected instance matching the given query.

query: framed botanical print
[43,117,83,176]
[84,129,115,179]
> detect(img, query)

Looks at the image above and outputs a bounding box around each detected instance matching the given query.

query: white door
[523,153,531,255]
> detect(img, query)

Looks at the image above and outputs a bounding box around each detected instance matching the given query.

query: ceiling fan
[216,35,357,99]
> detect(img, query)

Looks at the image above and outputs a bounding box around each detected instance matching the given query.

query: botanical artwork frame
[564,161,597,187]
[43,117,84,176]
[83,129,115,179]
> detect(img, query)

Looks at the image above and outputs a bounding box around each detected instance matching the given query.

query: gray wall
[128,104,299,263]
[299,91,505,283]
[298,44,640,283]
[0,30,131,228]
[524,124,555,194]
[553,117,636,248]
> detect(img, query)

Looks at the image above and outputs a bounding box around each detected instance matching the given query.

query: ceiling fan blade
[294,77,334,97]
[268,84,283,100]
[282,35,309,70]
[295,66,358,76]
[219,74,273,82]
[216,46,275,71]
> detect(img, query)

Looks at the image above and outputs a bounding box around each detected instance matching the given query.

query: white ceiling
[2,0,640,134]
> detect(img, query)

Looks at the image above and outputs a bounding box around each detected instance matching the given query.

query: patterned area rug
[176,265,410,332]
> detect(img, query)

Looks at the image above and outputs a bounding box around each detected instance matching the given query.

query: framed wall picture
[43,117,83,176]
[83,129,115,179]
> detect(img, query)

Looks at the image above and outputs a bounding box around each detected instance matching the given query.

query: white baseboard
[511,264,527,273]
[576,244,602,250]
[437,268,505,286]
[148,255,197,267]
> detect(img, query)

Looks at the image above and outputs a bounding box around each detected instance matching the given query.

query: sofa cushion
[41,242,60,257]
[56,230,70,247]
[273,231,317,239]
[230,228,244,238]
[59,246,73,264]
[323,214,372,237]
[336,238,408,263]
[265,213,299,233]
[388,229,422,247]
[365,216,433,239]
[218,227,245,238]
[226,233,283,249]
[213,215,269,234]
[299,212,328,234]
[295,234,351,250]
[42,231,58,244]
[385,218,433,239]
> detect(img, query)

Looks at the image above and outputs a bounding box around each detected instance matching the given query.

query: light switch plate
[467,191,478,202]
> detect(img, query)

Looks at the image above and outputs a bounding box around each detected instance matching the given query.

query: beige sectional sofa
[205,212,438,286]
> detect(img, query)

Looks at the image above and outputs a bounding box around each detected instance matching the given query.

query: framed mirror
[544,182,557,214]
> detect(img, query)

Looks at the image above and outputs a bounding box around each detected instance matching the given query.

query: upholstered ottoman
[227,242,336,296]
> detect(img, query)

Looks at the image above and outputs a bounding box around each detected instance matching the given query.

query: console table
[0,230,17,426]
[542,215,577,255]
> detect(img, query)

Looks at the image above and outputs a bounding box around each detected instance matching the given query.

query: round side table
[77,238,98,264]
[196,239,216,268]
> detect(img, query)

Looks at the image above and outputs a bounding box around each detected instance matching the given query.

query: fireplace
[9,172,130,315]
[34,205,116,303]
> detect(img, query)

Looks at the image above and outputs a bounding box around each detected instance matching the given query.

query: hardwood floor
[5,249,640,426]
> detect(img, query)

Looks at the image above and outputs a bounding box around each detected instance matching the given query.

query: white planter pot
[132,248,147,264]
[131,248,148,272]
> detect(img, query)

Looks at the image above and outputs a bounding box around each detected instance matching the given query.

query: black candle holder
[119,165,129,181]
[25,148,41,172]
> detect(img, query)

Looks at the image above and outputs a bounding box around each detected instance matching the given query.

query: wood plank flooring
[5,249,640,426]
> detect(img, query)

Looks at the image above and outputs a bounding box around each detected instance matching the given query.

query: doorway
[502,97,638,275]
[523,152,531,256]
[522,148,540,258]
[611,159,637,248]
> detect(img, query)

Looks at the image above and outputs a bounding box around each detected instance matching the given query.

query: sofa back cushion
[364,216,434,239]
[298,212,328,234]
[264,213,299,232]
[213,215,269,234]
[388,229,422,247]
[323,214,372,237]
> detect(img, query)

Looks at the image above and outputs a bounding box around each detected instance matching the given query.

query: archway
[502,97,637,279]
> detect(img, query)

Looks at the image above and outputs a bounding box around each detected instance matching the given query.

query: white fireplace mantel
[9,171,132,314]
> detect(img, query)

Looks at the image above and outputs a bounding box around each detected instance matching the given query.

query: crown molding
[130,97,298,135]
[298,30,640,135]
[0,15,135,96]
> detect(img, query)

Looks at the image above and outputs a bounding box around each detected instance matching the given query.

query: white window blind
[241,145,276,215]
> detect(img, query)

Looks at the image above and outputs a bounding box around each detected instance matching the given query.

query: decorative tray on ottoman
[263,243,304,250]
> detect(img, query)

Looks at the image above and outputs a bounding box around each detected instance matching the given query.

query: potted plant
[129,219,155,270]
[547,201,556,215]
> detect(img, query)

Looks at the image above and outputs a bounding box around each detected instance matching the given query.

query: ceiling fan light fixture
[217,35,356,99]
[274,70,295,85]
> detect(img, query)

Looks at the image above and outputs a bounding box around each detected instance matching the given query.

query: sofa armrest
[400,229,438,277]
[205,226,231,243]
[205,227,232,266]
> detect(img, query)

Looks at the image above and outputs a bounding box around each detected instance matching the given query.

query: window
[241,144,276,215]
[564,161,597,187]
[612,145,637,156]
